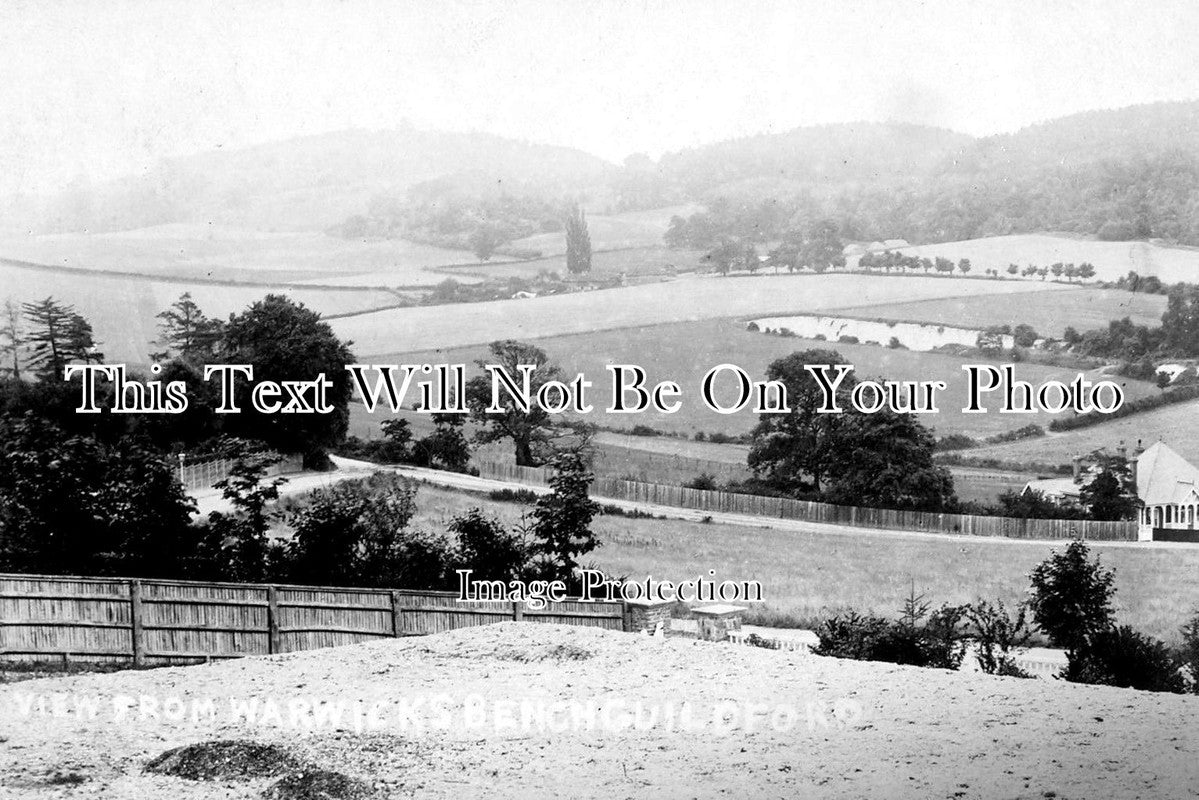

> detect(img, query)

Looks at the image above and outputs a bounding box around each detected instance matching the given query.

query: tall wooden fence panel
[471,462,1137,541]
[0,574,626,666]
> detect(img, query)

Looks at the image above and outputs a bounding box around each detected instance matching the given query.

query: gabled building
[1135,441,1199,542]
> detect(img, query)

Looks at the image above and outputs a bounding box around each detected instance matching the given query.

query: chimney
[1131,439,1144,487]
[1117,440,1127,460]
[1072,455,1082,482]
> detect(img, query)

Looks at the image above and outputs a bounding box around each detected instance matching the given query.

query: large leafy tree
[1079,454,1138,521]
[466,339,562,466]
[747,349,854,494]
[219,294,355,466]
[0,415,196,576]
[821,407,955,511]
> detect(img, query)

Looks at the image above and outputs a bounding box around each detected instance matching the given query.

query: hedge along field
[336,271,1072,356]
[374,317,1159,440]
[833,286,1168,338]
[0,224,481,286]
[0,258,400,364]
[405,483,1199,643]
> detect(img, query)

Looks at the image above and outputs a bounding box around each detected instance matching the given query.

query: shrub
[1180,612,1199,694]
[964,600,1033,677]
[449,508,529,582]
[1028,539,1115,652]
[629,425,662,437]
[1062,626,1186,693]
[488,487,539,504]
[813,591,966,670]
[685,473,719,491]
[837,335,859,344]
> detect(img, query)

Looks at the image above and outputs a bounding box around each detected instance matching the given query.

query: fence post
[129,579,145,667]
[621,600,631,633]
[390,590,404,637]
[266,585,281,655]
[512,601,524,623]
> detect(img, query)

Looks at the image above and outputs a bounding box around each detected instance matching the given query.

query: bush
[1062,626,1186,693]
[1028,539,1116,651]
[449,508,530,582]
[685,473,719,490]
[964,600,1033,677]
[813,592,966,670]
[1180,612,1199,694]
[488,487,540,504]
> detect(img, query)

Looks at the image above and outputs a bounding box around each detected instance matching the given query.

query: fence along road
[0,573,627,666]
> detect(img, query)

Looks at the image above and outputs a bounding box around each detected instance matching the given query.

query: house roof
[1136,442,1199,506]
[1023,478,1081,500]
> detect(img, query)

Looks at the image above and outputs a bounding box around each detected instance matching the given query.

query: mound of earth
[1,622,1196,799]
[144,740,301,781]
[263,769,374,800]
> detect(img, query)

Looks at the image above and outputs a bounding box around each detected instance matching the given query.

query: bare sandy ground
[1,623,1196,799]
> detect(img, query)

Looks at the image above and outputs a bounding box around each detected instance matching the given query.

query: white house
[1135,441,1199,542]
[1023,440,1199,542]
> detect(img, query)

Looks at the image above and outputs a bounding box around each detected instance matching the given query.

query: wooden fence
[177,453,304,491]
[472,461,1137,541]
[0,573,627,666]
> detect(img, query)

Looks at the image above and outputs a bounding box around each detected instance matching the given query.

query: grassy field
[0,259,402,363]
[968,399,1199,466]
[404,483,1199,643]
[381,317,1159,439]
[0,224,480,286]
[885,233,1199,285]
[834,286,1168,337]
[506,204,700,255]
[438,245,707,281]
[336,271,1070,356]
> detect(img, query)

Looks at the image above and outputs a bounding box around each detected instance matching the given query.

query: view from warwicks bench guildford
[3,1,1199,798]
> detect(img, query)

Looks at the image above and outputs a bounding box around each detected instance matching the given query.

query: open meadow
[967,399,1199,466]
[404,484,1199,642]
[504,204,700,255]
[437,245,707,281]
[0,224,482,286]
[336,271,1070,356]
[379,316,1159,439]
[833,285,1168,337]
[884,233,1199,285]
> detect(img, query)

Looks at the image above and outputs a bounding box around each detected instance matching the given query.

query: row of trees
[0,411,601,591]
[0,292,356,467]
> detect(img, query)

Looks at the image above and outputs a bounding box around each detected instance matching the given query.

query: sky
[2,0,1199,196]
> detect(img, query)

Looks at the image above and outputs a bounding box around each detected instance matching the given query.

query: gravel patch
[1,622,1197,798]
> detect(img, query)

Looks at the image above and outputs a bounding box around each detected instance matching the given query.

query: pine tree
[565,204,592,274]
[22,297,78,378]
[154,292,223,363]
[64,313,102,364]
[0,299,23,379]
